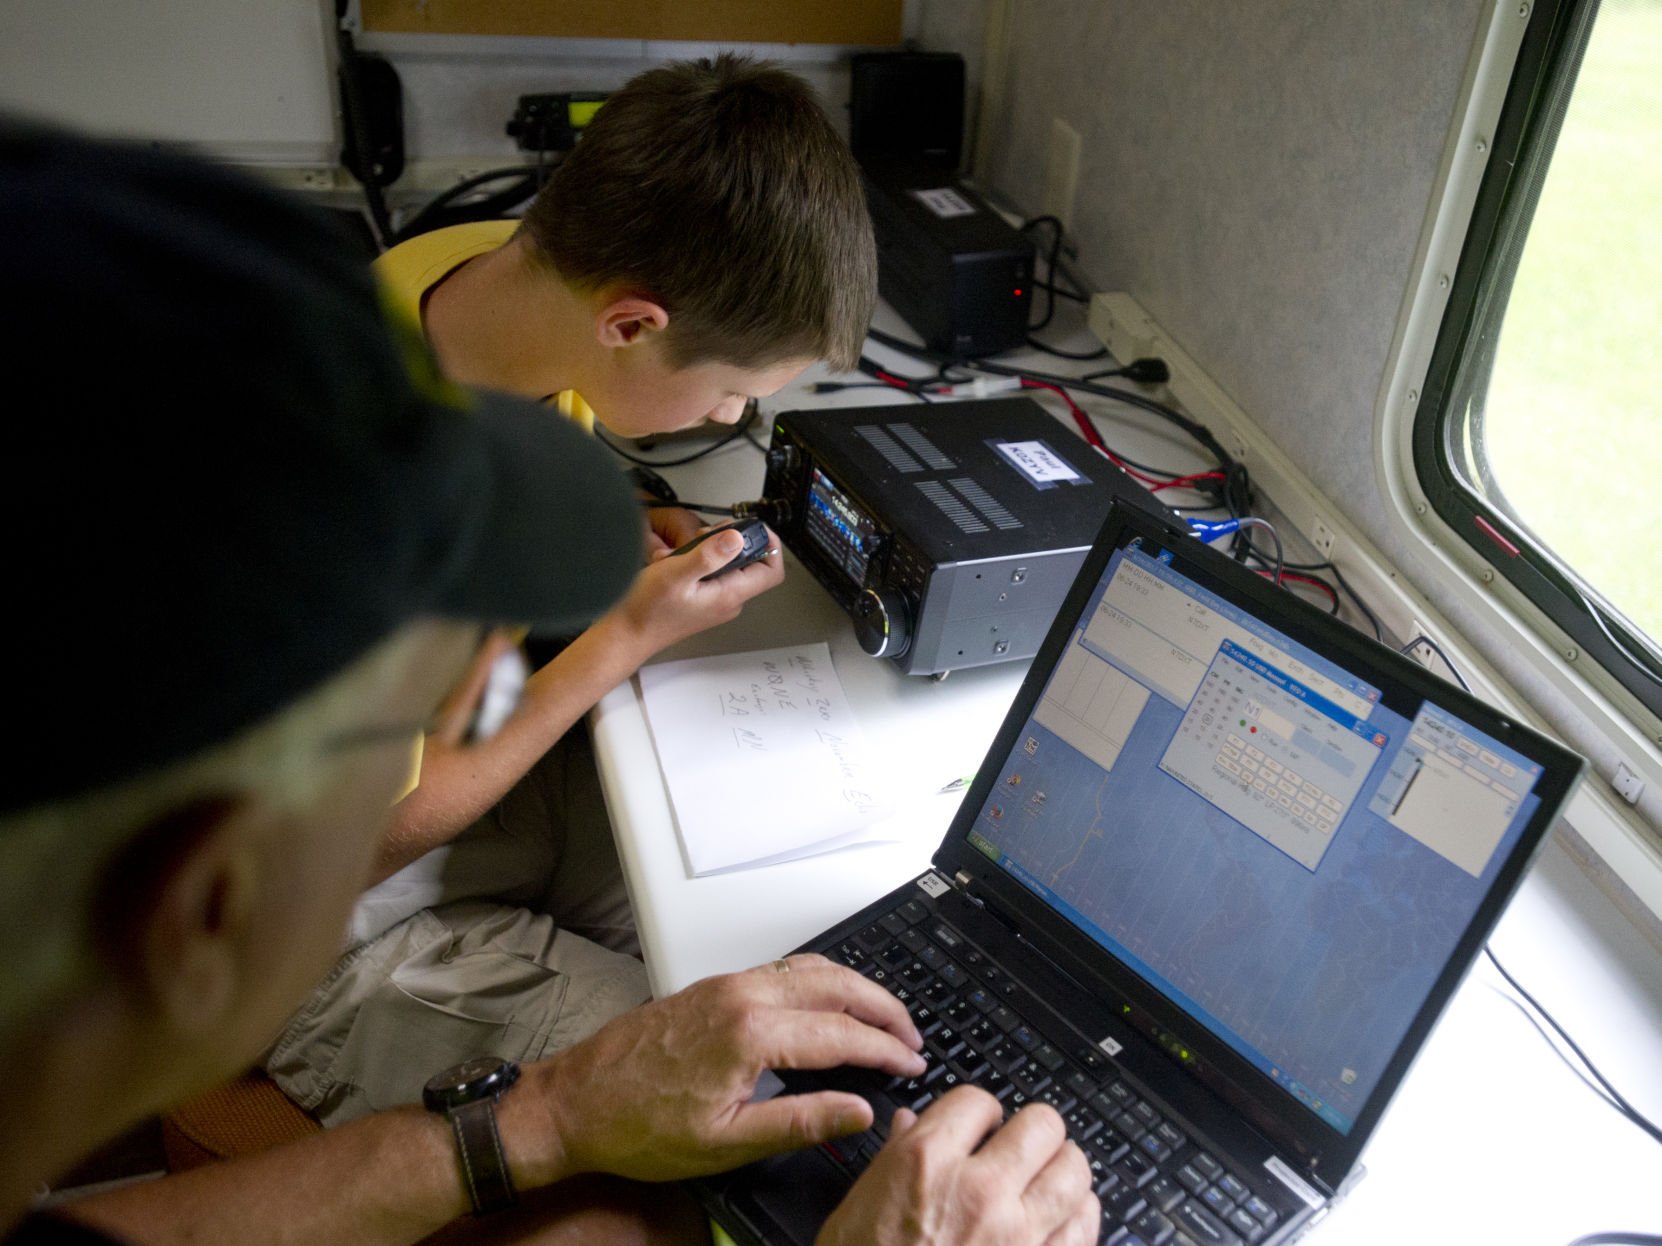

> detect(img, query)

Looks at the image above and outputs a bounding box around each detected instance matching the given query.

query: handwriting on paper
[717,653,835,731]
[638,642,895,875]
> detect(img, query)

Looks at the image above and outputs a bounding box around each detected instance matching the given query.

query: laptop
[697,499,1585,1245]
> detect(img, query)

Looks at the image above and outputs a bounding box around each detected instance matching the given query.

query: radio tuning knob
[854,589,912,659]
[766,443,799,473]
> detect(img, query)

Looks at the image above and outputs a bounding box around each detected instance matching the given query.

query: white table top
[589,342,1662,1246]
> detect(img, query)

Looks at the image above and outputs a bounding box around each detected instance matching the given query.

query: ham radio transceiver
[758,398,1175,676]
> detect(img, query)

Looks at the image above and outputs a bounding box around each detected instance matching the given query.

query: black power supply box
[860,155,1036,358]
[760,398,1174,676]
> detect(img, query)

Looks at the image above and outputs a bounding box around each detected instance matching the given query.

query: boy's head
[520,53,877,376]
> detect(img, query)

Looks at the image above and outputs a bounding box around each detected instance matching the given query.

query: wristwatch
[423,1056,521,1215]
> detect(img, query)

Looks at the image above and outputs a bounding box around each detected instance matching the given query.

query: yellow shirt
[374,222,594,798]
[372,220,596,432]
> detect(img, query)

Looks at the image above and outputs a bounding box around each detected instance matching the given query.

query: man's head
[0,121,639,1189]
[518,53,877,404]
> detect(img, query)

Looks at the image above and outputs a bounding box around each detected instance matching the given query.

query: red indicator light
[1013,288,1023,297]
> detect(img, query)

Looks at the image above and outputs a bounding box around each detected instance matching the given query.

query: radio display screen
[805,467,880,584]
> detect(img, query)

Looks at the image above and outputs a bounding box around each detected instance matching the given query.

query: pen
[938,774,976,794]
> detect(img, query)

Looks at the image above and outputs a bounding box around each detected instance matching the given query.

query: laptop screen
[962,535,1549,1136]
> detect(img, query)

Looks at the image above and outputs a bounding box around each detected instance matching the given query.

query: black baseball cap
[2,120,642,812]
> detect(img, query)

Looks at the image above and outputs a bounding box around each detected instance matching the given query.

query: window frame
[1412,0,1662,724]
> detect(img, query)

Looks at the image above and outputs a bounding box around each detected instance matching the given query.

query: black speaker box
[848,51,965,172]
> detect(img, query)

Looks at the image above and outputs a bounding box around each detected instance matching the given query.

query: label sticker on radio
[910,186,978,219]
[994,439,1083,487]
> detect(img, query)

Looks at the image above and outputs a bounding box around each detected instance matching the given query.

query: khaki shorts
[267,900,649,1128]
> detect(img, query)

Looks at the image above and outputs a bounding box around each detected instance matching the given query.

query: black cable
[809,380,915,394]
[1084,438,1209,483]
[594,417,755,468]
[1233,518,1284,586]
[1019,215,1067,332]
[644,499,736,516]
[1024,336,1109,361]
[392,165,541,244]
[1083,358,1172,386]
[1031,279,1089,303]
[1398,634,1472,692]
[1232,536,1386,642]
[1314,561,1384,643]
[1485,945,1662,1149]
[334,24,394,250]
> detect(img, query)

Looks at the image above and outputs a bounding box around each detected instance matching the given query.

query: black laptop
[698,499,1585,1245]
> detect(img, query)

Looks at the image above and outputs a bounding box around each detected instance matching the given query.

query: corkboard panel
[358,1,903,46]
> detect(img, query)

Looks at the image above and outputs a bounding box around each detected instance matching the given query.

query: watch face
[424,1056,519,1109]
[443,1057,505,1092]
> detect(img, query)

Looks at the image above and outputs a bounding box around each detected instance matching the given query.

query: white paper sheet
[637,643,896,876]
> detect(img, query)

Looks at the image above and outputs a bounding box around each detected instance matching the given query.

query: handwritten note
[638,643,896,875]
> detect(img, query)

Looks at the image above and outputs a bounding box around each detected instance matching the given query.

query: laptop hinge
[948,871,1021,934]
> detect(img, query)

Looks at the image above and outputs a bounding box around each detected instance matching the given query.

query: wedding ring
[772,958,791,974]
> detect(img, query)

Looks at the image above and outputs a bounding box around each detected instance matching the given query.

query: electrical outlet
[1312,520,1336,559]
[1612,762,1645,805]
[1044,117,1082,234]
[1405,621,1434,666]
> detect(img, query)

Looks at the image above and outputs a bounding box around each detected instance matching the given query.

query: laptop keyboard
[799,890,1284,1246]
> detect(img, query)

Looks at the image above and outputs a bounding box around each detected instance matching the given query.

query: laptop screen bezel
[929,500,1585,1183]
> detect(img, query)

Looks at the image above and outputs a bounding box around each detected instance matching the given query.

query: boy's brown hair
[519,53,876,372]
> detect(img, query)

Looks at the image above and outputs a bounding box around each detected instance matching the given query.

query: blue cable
[1186,518,1242,543]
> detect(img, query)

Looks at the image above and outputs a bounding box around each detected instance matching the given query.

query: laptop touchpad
[732,1146,853,1238]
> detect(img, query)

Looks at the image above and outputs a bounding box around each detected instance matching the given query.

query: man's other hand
[816,1088,1097,1246]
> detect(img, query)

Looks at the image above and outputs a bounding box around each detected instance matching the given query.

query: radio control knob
[854,589,911,659]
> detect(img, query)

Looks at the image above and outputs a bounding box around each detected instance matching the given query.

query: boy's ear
[594,293,670,348]
[95,796,260,1036]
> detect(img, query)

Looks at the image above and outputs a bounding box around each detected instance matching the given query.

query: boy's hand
[499,955,926,1187]
[644,504,706,555]
[604,520,784,657]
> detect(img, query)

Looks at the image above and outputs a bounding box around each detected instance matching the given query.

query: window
[1415,0,1662,721]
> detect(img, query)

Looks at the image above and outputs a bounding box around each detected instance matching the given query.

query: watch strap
[449,1096,516,1215]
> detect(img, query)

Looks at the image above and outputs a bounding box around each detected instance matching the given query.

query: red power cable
[1019,378,1225,493]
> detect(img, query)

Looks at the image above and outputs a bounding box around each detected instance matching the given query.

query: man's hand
[500,955,925,1187]
[817,1088,1097,1246]
[602,519,784,657]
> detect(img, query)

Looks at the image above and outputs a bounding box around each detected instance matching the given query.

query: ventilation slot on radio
[948,477,1022,530]
[916,480,989,533]
[891,423,956,471]
[855,425,923,474]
